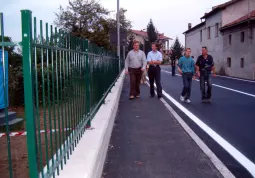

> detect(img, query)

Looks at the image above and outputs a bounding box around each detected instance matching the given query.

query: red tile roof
[221,10,255,29]
[201,0,241,19]
[131,29,172,40]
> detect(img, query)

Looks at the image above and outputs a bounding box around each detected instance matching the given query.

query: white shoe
[180,96,185,102]
[185,99,191,103]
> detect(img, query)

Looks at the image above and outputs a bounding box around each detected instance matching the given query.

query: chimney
[188,23,192,30]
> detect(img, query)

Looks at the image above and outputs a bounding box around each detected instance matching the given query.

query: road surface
[160,65,255,178]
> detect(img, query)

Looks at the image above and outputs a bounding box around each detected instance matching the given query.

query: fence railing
[0,10,124,178]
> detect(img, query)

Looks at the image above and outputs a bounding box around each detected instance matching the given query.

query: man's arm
[211,56,216,76]
[147,52,153,65]
[141,51,147,70]
[177,57,182,74]
[125,52,130,73]
[195,57,200,77]
[153,52,163,65]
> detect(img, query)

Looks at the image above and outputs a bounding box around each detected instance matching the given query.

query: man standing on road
[195,46,216,103]
[125,41,147,100]
[178,48,196,103]
[171,56,177,76]
[147,43,163,99]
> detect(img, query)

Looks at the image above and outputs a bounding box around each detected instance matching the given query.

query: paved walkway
[102,76,224,178]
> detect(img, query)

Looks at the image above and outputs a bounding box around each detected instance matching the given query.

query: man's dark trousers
[128,67,142,96]
[181,73,193,99]
[172,66,176,76]
[148,65,162,97]
[200,74,212,99]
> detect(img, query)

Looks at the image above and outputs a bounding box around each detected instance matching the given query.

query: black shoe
[150,94,155,98]
[158,96,162,99]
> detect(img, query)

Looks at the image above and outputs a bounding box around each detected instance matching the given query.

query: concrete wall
[186,11,224,73]
[222,0,255,26]
[222,26,255,79]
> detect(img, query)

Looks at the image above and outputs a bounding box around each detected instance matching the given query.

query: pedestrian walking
[147,43,163,99]
[195,46,216,103]
[178,48,196,103]
[125,41,147,100]
[171,56,177,76]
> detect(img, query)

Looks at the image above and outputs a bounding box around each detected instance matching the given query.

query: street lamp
[117,0,120,58]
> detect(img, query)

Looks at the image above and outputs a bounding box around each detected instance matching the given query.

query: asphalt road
[103,77,224,178]
[160,65,255,178]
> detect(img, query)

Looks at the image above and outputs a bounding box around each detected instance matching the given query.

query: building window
[241,32,245,42]
[215,23,219,37]
[240,58,244,68]
[227,58,231,67]
[208,27,211,39]
[229,34,232,45]
[200,30,202,42]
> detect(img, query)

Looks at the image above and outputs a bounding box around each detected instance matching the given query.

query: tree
[170,37,184,60]
[54,0,132,50]
[54,0,110,48]
[0,36,22,67]
[127,34,135,51]
[146,19,158,43]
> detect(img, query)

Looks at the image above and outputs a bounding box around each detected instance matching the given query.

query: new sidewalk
[102,76,225,178]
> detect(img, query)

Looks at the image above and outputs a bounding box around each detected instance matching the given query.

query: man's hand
[212,72,216,77]
[178,69,182,75]
[141,68,145,72]
[125,70,129,75]
[192,76,196,80]
[149,61,154,65]
[196,71,200,78]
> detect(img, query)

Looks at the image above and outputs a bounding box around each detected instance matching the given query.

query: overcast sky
[0,0,229,45]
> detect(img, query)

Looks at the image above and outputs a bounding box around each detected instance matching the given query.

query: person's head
[133,41,140,51]
[202,46,208,56]
[185,48,191,57]
[151,42,157,51]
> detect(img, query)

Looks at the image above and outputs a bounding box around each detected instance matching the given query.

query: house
[129,29,172,56]
[183,0,255,79]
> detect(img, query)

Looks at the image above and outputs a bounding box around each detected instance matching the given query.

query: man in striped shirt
[125,41,147,100]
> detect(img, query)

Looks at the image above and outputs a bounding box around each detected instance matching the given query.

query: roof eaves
[220,17,255,31]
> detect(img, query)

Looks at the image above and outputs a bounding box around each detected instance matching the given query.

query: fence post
[84,40,91,128]
[21,10,38,178]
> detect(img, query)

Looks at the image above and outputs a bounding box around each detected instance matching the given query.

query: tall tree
[146,19,158,43]
[54,0,110,48]
[127,34,135,51]
[54,0,131,49]
[170,37,184,60]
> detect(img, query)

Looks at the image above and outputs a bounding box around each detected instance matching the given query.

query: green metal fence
[0,10,124,178]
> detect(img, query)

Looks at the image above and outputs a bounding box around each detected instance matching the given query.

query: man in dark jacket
[195,46,216,103]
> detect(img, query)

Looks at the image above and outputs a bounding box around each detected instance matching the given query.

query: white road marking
[162,70,255,98]
[160,97,235,178]
[146,77,255,177]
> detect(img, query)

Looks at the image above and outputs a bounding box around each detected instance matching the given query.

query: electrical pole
[117,0,120,59]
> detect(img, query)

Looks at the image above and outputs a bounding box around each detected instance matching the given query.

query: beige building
[129,29,172,56]
[183,0,255,79]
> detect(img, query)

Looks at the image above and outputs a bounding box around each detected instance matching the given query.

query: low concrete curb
[57,70,125,178]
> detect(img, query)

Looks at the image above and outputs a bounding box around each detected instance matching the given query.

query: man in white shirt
[147,43,163,98]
